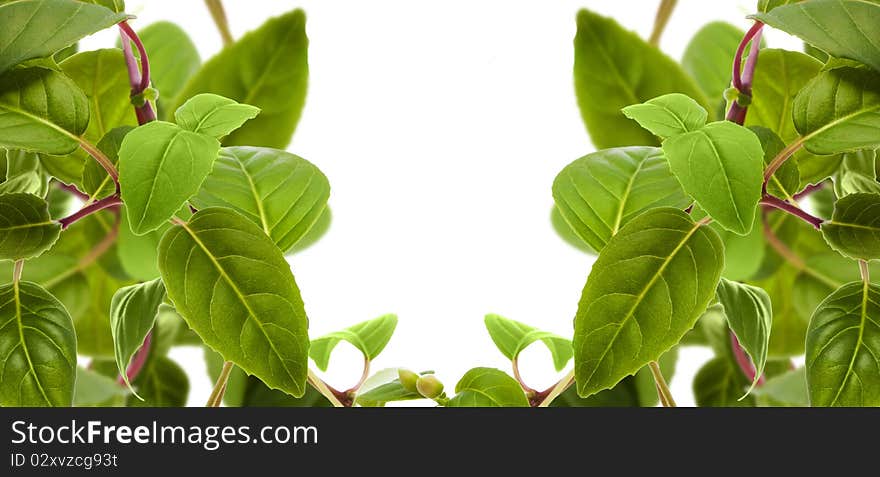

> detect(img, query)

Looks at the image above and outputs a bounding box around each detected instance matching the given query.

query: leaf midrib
[829,280,871,405]
[13,282,51,405]
[230,153,270,235]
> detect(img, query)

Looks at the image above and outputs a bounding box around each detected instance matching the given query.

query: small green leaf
[0,66,89,155]
[662,121,764,235]
[622,93,708,139]
[309,314,397,371]
[73,366,129,407]
[191,147,330,252]
[574,208,723,397]
[793,66,880,155]
[681,22,745,117]
[693,357,755,407]
[0,0,128,74]
[118,121,220,235]
[173,9,308,148]
[834,149,880,197]
[807,280,880,406]
[130,21,200,117]
[128,356,189,407]
[446,368,528,407]
[0,192,61,260]
[355,368,423,407]
[573,9,709,148]
[750,126,800,201]
[716,278,773,395]
[0,281,76,406]
[159,207,310,397]
[483,314,572,371]
[752,367,808,406]
[174,94,260,139]
[753,0,880,72]
[110,278,165,393]
[0,150,50,196]
[821,192,880,260]
[552,147,691,252]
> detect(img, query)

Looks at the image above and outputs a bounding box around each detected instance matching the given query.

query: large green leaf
[110,278,165,392]
[552,146,691,252]
[128,355,189,407]
[716,278,773,394]
[621,93,708,139]
[0,0,128,74]
[483,314,572,371]
[681,21,744,117]
[309,314,397,371]
[574,207,723,397]
[446,367,528,407]
[132,21,200,118]
[573,9,709,148]
[806,280,880,406]
[693,357,755,407]
[0,66,89,155]
[821,192,880,260]
[753,0,880,72]
[662,121,764,235]
[118,121,220,235]
[0,281,75,406]
[173,9,308,148]
[834,149,880,197]
[0,192,60,260]
[159,207,310,397]
[174,94,260,139]
[191,147,330,253]
[793,66,880,155]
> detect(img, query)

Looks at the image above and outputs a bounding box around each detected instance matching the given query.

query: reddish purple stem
[726,22,764,124]
[730,332,765,387]
[118,332,152,385]
[760,194,823,229]
[793,182,824,201]
[58,195,123,229]
[118,21,156,124]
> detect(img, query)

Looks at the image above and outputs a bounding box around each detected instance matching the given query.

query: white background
[82,0,802,406]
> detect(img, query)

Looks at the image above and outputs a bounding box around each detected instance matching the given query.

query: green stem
[536,369,574,407]
[648,361,676,407]
[206,361,234,407]
[512,355,537,395]
[205,0,234,46]
[860,260,870,283]
[12,260,23,284]
[307,369,346,407]
[648,0,678,46]
[763,136,806,188]
[78,138,118,182]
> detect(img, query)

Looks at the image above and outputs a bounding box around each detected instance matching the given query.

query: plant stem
[763,136,806,186]
[56,182,90,201]
[730,332,764,387]
[760,194,823,229]
[648,361,676,407]
[78,138,118,182]
[13,259,23,283]
[58,195,122,229]
[345,359,371,394]
[206,361,234,407]
[307,369,347,407]
[792,182,824,201]
[205,0,234,46]
[648,0,678,46]
[726,22,763,124]
[512,356,537,395]
[761,215,806,269]
[118,21,156,124]
[535,369,574,407]
[118,332,152,385]
[860,259,870,283]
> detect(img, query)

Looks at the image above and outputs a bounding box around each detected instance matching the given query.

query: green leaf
[483,314,572,371]
[0,281,76,406]
[116,204,190,281]
[693,357,755,407]
[753,0,880,72]
[834,149,880,197]
[191,147,330,252]
[806,280,880,406]
[309,314,397,371]
[573,9,709,148]
[287,206,332,255]
[131,21,200,117]
[716,278,773,394]
[752,367,808,406]
[574,208,723,397]
[110,278,164,392]
[82,127,130,200]
[792,253,861,320]
[0,66,89,155]
[692,204,765,281]
[750,126,801,201]
[0,192,61,260]
[159,207,310,397]
[173,9,308,148]
[622,93,708,139]
[793,66,880,155]
[73,366,128,407]
[446,367,528,407]
[821,192,880,260]
[0,0,128,74]
[757,0,800,12]
[128,356,188,407]
[681,22,745,117]
[118,121,220,235]
[355,368,423,407]
[80,0,125,13]
[552,147,691,252]
[174,94,260,139]
[662,121,764,235]
[550,206,594,254]
[1,149,50,196]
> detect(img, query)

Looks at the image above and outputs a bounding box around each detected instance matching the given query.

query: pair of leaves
[309,314,397,371]
[159,207,310,397]
[484,314,572,371]
[446,368,528,407]
[118,93,259,235]
[625,93,765,235]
